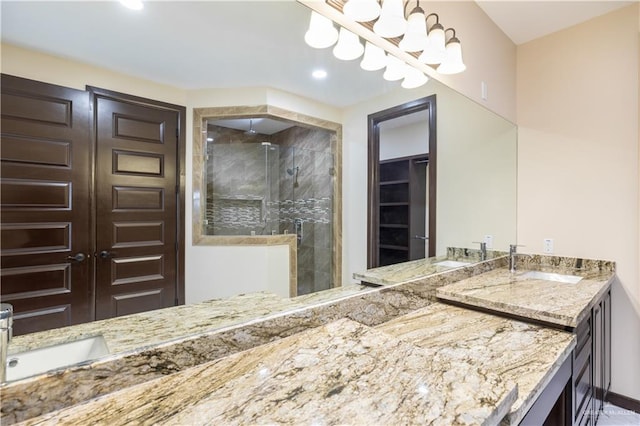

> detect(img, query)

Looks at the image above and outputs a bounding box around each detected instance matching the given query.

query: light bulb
[343,0,381,22]
[360,42,387,71]
[304,11,339,49]
[333,27,364,61]
[373,0,407,38]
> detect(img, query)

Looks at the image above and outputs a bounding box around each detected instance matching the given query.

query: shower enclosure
[204,123,335,295]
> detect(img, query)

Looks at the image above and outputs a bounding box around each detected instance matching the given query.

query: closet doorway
[0,75,185,335]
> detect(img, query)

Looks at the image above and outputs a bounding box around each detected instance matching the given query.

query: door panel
[1,75,92,335]
[94,95,178,319]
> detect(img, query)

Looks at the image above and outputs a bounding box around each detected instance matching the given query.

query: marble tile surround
[192,104,343,297]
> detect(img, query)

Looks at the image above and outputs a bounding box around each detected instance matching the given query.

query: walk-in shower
[204,119,335,295]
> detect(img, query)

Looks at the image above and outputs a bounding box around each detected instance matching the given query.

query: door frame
[86,86,186,305]
[367,95,437,268]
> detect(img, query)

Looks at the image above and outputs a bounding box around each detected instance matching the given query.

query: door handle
[98,251,114,259]
[67,253,86,262]
[414,235,428,240]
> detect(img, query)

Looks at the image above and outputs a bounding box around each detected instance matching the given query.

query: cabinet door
[593,302,603,416]
[603,290,611,396]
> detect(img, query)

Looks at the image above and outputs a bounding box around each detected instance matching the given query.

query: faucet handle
[0,303,13,341]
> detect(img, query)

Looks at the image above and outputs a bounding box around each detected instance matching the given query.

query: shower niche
[197,110,341,297]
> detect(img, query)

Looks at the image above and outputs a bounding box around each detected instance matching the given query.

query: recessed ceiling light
[119,0,143,11]
[312,69,328,79]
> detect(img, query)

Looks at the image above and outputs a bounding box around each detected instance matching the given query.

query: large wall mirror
[1,0,516,353]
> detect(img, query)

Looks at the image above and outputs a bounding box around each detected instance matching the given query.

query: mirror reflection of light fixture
[383,56,405,81]
[418,13,447,65]
[360,41,388,71]
[398,1,428,52]
[343,0,381,22]
[437,29,467,75]
[401,64,429,89]
[304,11,339,49]
[119,0,143,10]
[372,0,407,38]
[333,27,364,60]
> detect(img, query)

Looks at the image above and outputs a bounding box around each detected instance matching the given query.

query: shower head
[244,119,257,135]
[286,166,299,176]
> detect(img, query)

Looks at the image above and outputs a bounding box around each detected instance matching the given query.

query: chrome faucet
[473,241,487,261]
[0,303,13,383]
[508,244,532,273]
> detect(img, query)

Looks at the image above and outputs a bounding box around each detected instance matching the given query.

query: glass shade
[333,27,364,61]
[373,0,407,38]
[399,8,428,52]
[383,55,405,81]
[304,11,339,49]
[402,64,429,89]
[343,0,381,22]
[437,39,466,74]
[360,42,388,71]
[419,23,446,64]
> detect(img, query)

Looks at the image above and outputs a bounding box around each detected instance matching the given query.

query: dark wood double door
[0,75,185,336]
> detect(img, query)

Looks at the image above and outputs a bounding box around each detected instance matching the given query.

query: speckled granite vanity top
[9,285,371,355]
[354,247,505,285]
[436,256,615,328]
[17,318,517,426]
[377,303,575,425]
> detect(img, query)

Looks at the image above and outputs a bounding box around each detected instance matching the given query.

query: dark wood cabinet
[570,287,611,426]
[592,289,612,423]
[378,155,427,266]
[521,286,611,426]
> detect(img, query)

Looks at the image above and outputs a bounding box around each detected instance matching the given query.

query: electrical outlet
[483,235,493,249]
[543,238,554,254]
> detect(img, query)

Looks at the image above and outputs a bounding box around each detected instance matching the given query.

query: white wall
[342,81,517,284]
[516,4,640,400]
[379,120,429,161]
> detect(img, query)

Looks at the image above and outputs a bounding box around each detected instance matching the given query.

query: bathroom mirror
[1,0,516,355]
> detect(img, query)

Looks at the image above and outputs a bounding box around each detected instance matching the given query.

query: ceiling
[1,1,634,109]
[476,1,634,45]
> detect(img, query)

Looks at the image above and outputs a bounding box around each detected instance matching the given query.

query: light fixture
[312,69,328,79]
[360,42,387,71]
[304,11,339,49]
[402,64,429,89]
[119,0,143,10]
[333,27,364,61]
[343,0,381,22]
[418,13,447,65]
[383,56,405,81]
[373,0,407,38]
[398,1,428,52]
[437,29,466,75]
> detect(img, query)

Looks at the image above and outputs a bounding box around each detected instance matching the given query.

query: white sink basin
[434,260,472,268]
[6,335,109,382]
[521,271,583,284]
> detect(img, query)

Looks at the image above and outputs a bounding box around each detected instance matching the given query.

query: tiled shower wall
[205,123,335,295]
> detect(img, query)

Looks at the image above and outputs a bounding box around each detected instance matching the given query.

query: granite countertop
[353,247,506,286]
[376,303,576,425]
[436,256,615,328]
[18,318,518,426]
[9,284,371,356]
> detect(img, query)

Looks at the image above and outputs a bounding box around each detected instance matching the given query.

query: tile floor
[596,403,640,425]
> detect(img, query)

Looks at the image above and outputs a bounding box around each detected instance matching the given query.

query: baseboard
[604,389,640,414]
